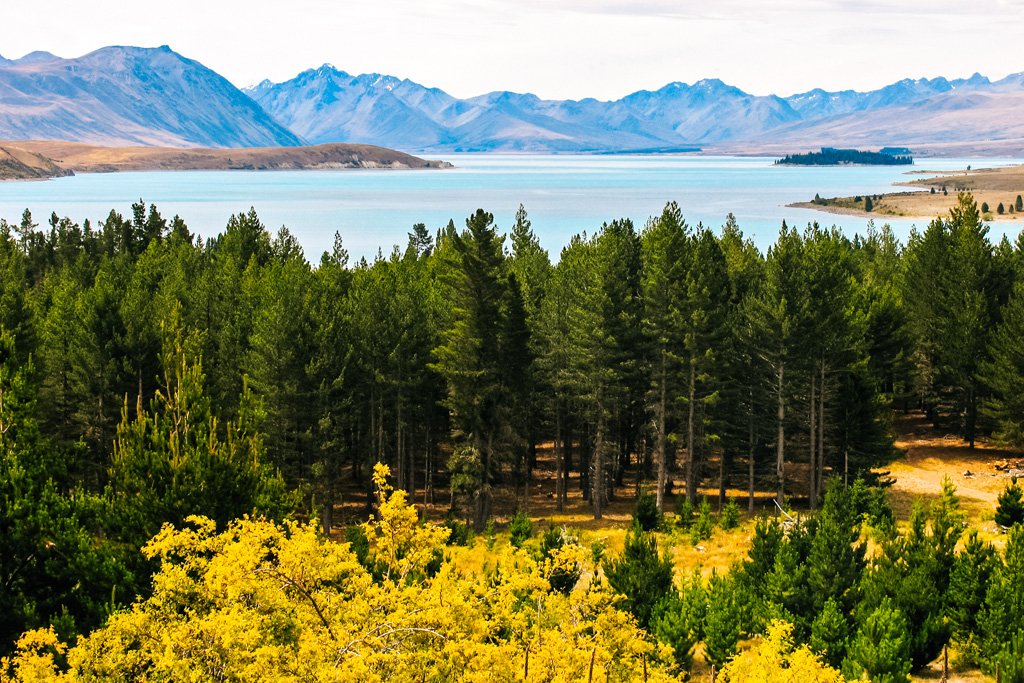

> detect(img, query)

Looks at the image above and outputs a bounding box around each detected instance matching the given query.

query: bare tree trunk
[561,403,569,509]
[718,450,727,512]
[322,486,334,537]
[809,371,817,509]
[396,393,404,491]
[523,442,530,514]
[818,361,826,490]
[687,359,697,504]
[592,406,605,520]
[777,364,785,508]
[748,388,756,514]
[656,351,667,512]
[425,426,434,506]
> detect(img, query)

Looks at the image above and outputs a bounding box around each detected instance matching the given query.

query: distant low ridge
[0,144,74,180]
[0,141,449,180]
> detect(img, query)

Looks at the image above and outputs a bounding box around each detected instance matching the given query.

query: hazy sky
[3,0,1023,100]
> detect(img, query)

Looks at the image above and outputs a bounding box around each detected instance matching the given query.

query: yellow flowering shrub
[718,621,846,683]
[2,464,676,682]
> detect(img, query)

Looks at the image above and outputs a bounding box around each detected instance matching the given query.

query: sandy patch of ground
[791,164,1024,223]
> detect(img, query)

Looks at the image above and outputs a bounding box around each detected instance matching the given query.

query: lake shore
[789,164,1024,220]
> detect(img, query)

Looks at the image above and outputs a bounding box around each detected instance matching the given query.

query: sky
[3,0,1023,100]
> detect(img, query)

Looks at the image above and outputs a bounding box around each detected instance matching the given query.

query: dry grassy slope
[0,144,74,179]
[0,140,450,176]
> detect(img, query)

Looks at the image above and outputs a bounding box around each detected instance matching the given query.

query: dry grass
[0,139,451,174]
[790,163,1024,223]
[885,413,1020,550]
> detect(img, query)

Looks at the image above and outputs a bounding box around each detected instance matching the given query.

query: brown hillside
[0,140,451,179]
[0,144,74,180]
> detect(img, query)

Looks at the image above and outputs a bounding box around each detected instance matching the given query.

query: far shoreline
[789,163,1024,222]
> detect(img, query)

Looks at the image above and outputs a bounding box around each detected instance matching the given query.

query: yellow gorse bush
[2,464,677,682]
[718,621,846,683]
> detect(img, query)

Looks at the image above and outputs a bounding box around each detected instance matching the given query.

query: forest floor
[888,412,1020,544]
[332,412,1017,681]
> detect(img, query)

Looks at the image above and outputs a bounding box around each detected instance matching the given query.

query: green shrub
[651,575,706,672]
[634,491,661,531]
[444,517,472,546]
[811,597,850,668]
[344,524,371,568]
[842,598,912,683]
[704,572,743,667]
[603,521,674,629]
[509,510,533,548]
[991,630,1024,683]
[540,524,583,594]
[996,478,1024,529]
[675,496,695,530]
[849,476,894,528]
[690,497,715,546]
[720,499,741,530]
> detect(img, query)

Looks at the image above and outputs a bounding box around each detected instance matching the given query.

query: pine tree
[996,479,1024,528]
[980,526,1024,675]
[602,521,673,629]
[307,233,353,534]
[807,479,866,616]
[741,225,808,506]
[843,598,912,683]
[640,202,688,512]
[704,572,744,668]
[0,329,128,651]
[904,194,995,447]
[108,316,289,543]
[981,282,1024,447]
[651,572,706,672]
[245,228,315,481]
[505,204,550,503]
[717,216,766,513]
[681,227,729,504]
[810,597,850,669]
[431,209,511,530]
[858,500,952,670]
[592,219,644,515]
[947,530,996,663]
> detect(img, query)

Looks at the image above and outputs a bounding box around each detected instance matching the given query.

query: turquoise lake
[1,154,1021,260]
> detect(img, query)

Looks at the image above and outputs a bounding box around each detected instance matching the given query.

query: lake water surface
[1,154,1021,260]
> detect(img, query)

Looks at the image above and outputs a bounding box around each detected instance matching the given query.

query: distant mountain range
[0,46,299,147]
[1,45,1022,154]
[249,67,1024,153]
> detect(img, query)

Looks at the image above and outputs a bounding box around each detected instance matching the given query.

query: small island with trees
[775,147,914,166]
